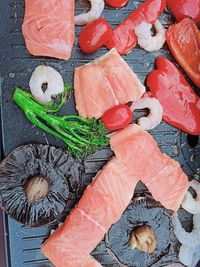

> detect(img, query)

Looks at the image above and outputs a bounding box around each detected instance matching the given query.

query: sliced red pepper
[105,0,129,8]
[105,0,166,54]
[147,57,200,135]
[167,0,200,23]
[166,18,200,88]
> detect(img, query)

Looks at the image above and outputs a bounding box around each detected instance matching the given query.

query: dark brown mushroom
[105,196,171,267]
[0,144,85,227]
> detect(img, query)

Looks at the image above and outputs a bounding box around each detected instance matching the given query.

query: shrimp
[172,212,200,248]
[29,65,64,104]
[134,20,166,52]
[75,0,105,26]
[130,97,163,130]
[179,245,200,267]
[165,264,185,267]
[182,179,200,214]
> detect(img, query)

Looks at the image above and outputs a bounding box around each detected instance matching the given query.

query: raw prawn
[165,264,185,267]
[29,66,64,104]
[131,97,163,130]
[134,20,166,52]
[75,0,105,26]
[172,212,200,248]
[182,179,200,214]
[179,244,200,267]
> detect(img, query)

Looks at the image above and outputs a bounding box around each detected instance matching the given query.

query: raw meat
[74,48,145,119]
[110,124,189,211]
[22,0,75,60]
[41,157,139,267]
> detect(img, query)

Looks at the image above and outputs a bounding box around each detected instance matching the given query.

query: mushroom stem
[25,176,50,203]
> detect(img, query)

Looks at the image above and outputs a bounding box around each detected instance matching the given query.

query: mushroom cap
[0,144,84,227]
[106,196,171,267]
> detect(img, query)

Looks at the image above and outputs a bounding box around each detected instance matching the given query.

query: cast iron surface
[0,0,199,266]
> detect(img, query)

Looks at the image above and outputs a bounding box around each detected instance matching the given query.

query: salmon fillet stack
[41,125,189,266]
[74,49,145,119]
[22,0,75,60]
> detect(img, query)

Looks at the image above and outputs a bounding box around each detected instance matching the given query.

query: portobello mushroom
[106,196,171,267]
[0,144,84,227]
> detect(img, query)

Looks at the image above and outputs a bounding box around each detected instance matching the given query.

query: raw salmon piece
[74,49,145,119]
[41,157,139,266]
[22,0,74,60]
[110,124,189,211]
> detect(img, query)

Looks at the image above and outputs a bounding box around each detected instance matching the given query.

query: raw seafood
[106,197,171,267]
[22,0,75,60]
[182,179,200,214]
[105,0,166,54]
[13,88,109,157]
[0,144,84,227]
[110,124,189,211]
[134,20,166,52]
[29,66,64,104]
[41,157,139,266]
[172,212,200,266]
[131,97,163,130]
[74,49,145,119]
[75,0,105,26]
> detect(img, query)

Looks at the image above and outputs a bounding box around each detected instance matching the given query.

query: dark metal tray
[0,0,199,266]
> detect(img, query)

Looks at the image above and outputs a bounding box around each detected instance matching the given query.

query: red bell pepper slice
[147,57,200,135]
[167,0,200,23]
[166,18,200,89]
[105,0,166,55]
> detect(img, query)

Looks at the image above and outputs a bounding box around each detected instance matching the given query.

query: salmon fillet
[110,124,189,211]
[74,49,145,119]
[41,157,139,266]
[22,0,74,60]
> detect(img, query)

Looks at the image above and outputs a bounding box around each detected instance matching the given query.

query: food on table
[74,49,145,119]
[101,104,132,131]
[131,97,163,130]
[182,180,200,214]
[147,57,200,135]
[75,0,105,25]
[78,18,112,53]
[105,0,166,54]
[167,0,200,23]
[0,144,84,227]
[29,65,64,105]
[166,18,200,88]
[106,197,171,267]
[41,157,139,266]
[105,0,129,8]
[172,212,200,266]
[110,124,189,211]
[13,88,109,157]
[134,20,166,52]
[22,0,74,60]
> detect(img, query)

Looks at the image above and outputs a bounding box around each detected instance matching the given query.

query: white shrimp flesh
[75,0,105,26]
[131,97,163,130]
[172,212,200,248]
[134,20,166,52]
[182,179,200,214]
[29,65,64,104]
[179,244,200,267]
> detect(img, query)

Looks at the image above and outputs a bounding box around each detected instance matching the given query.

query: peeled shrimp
[182,179,200,214]
[29,65,64,104]
[75,0,105,26]
[134,20,166,52]
[172,213,200,248]
[179,245,200,267]
[131,97,163,130]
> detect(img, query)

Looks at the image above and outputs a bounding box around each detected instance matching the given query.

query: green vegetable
[43,83,72,113]
[13,88,109,157]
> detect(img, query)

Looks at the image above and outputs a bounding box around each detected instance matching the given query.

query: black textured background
[0,0,199,266]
